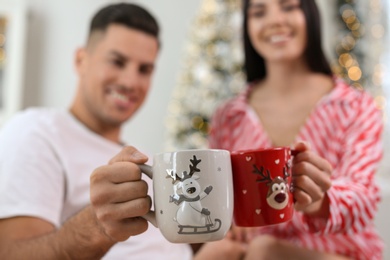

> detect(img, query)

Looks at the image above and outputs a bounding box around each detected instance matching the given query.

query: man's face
[75,24,159,127]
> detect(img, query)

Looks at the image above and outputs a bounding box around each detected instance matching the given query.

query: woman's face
[247,0,307,63]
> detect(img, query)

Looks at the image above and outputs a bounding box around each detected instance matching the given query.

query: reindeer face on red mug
[252,165,290,210]
[231,147,294,227]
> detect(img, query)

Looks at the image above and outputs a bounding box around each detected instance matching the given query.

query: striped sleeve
[305,92,383,234]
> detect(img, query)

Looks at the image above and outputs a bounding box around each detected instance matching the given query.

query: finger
[245,227,259,242]
[91,180,148,205]
[225,229,234,240]
[293,175,324,202]
[292,161,332,192]
[238,227,258,243]
[109,146,148,165]
[239,228,249,243]
[230,225,246,243]
[91,162,142,185]
[293,141,311,153]
[108,180,149,204]
[230,225,241,242]
[293,151,332,174]
[96,196,152,222]
[293,188,312,211]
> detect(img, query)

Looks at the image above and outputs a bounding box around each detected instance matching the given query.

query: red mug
[230,147,294,227]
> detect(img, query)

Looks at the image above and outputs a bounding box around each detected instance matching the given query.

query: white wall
[6,0,200,155]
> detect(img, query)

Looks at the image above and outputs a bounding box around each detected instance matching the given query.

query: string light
[335,0,386,121]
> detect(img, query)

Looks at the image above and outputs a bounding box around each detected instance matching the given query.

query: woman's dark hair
[89,3,160,44]
[242,0,332,83]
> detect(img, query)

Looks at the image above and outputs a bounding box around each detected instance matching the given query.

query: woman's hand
[193,236,246,260]
[292,142,332,217]
[226,225,261,244]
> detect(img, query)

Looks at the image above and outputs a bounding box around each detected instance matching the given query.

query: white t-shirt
[0,108,192,260]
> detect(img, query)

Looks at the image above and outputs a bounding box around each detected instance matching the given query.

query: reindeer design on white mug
[166,155,221,234]
[252,165,290,210]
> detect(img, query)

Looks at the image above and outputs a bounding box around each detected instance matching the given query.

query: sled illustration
[177,218,221,234]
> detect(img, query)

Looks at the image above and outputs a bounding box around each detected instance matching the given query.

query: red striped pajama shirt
[209,78,384,260]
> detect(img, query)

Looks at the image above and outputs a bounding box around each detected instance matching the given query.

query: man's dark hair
[242,0,332,83]
[89,3,160,43]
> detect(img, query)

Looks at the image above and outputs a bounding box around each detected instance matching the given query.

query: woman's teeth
[270,35,289,43]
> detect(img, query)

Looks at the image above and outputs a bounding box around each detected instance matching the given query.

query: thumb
[108,146,148,164]
[293,141,311,153]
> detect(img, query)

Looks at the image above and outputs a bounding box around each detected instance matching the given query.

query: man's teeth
[111,91,128,102]
[270,35,289,43]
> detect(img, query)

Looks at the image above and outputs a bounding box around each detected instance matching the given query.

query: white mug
[140,149,233,243]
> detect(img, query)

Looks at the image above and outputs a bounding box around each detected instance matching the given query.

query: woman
[209,0,384,259]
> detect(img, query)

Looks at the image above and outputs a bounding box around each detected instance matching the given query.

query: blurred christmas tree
[165,0,386,151]
[165,0,245,150]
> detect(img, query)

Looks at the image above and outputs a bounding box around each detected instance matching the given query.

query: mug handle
[138,164,158,228]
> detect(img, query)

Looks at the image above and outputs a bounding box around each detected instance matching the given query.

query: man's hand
[0,146,150,260]
[90,146,151,242]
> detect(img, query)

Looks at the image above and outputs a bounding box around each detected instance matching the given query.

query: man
[0,3,189,259]
[0,3,246,259]
[0,3,247,259]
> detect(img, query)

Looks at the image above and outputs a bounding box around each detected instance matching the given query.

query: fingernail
[131,151,147,160]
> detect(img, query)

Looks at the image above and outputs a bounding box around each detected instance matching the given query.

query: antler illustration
[252,165,272,184]
[166,169,183,184]
[188,155,201,177]
[166,155,202,183]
